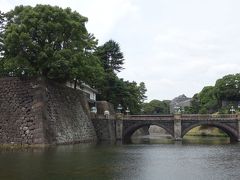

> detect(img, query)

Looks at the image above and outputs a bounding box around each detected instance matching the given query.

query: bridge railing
[91,114,116,120]
[123,115,174,120]
[124,114,239,120]
[181,114,238,120]
[93,114,239,120]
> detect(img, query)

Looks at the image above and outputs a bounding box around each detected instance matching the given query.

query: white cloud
[82,0,139,42]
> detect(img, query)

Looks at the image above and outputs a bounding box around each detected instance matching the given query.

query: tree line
[185,74,240,114]
[141,74,240,115]
[0,5,147,114]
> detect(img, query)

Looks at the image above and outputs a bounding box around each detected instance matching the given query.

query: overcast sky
[1,0,240,101]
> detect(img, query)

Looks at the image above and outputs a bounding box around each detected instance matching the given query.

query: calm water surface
[0,136,240,180]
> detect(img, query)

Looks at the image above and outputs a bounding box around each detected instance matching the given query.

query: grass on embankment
[186,126,228,137]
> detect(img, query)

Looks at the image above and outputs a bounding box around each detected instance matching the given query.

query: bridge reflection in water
[131,125,230,145]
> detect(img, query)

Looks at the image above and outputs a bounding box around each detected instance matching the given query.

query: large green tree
[95,39,147,114]
[97,75,146,114]
[139,82,147,103]
[186,74,240,114]
[215,74,240,101]
[95,40,125,101]
[185,87,218,114]
[198,86,219,113]
[1,5,103,85]
[95,40,124,73]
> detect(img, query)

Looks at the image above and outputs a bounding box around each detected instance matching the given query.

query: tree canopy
[215,74,240,101]
[195,86,219,114]
[142,100,170,114]
[186,73,240,114]
[1,5,104,86]
[95,40,124,73]
[94,40,147,114]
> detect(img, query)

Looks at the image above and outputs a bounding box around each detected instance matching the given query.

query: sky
[1,0,240,101]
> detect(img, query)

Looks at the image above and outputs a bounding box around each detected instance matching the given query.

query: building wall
[0,77,97,145]
[65,82,97,101]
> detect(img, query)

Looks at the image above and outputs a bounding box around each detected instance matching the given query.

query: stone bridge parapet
[93,114,240,142]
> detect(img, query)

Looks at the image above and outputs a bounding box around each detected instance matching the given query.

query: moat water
[0,136,240,180]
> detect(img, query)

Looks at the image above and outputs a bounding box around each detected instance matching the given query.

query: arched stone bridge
[92,114,240,142]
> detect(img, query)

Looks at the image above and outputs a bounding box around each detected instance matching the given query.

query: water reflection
[0,136,239,180]
[131,135,174,144]
[131,134,230,145]
[183,136,230,145]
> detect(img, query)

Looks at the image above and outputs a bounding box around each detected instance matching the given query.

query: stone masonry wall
[92,118,116,141]
[45,82,97,144]
[0,77,46,144]
[0,77,97,145]
[92,101,116,141]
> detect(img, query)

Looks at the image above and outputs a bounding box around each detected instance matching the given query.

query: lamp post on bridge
[116,104,123,120]
[117,104,123,113]
[230,106,235,114]
[173,105,182,141]
[116,104,123,141]
[125,107,130,116]
[174,106,181,114]
[91,106,97,113]
[90,106,97,118]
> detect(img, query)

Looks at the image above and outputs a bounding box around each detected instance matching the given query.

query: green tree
[143,100,170,114]
[1,5,103,84]
[215,74,240,101]
[95,40,125,102]
[183,74,240,114]
[185,93,200,114]
[139,82,147,103]
[99,77,146,114]
[187,87,219,114]
[114,79,140,114]
[123,81,147,114]
[95,40,124,73]
[198,86,218,113]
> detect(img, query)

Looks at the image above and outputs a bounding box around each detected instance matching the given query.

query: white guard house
[66,82,98,104]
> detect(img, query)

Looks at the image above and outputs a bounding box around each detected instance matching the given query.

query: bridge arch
[123,122,174,142]
[181,121,239,141]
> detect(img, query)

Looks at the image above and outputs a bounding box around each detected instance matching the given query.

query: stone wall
[46,81,97,144]
[92,101,116,141]
[0,77,46,144]
[0,77,97,145]
[92,119,116,141]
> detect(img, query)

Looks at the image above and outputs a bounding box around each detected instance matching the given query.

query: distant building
[170,94,191,113]
[66,82,98,104]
